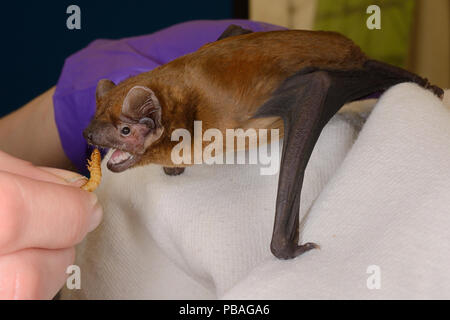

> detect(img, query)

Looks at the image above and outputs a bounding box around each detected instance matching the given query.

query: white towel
[61,83,450,299]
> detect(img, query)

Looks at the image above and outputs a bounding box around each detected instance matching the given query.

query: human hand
[0,150,103,299]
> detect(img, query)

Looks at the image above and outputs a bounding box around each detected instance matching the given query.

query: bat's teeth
[108,149,133,165]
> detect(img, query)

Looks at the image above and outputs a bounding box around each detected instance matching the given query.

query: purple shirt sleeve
[53,19,285,174]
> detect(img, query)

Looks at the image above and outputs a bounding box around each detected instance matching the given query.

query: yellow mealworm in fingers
[81,148,102,192]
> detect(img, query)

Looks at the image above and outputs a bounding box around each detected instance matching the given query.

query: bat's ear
[122,86,162,126]
[217,24,253,41]
[96,79,116,101]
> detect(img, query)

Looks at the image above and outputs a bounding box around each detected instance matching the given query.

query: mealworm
[81,148,102,192]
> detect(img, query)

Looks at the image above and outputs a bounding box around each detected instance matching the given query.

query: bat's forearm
[0,87,73,169]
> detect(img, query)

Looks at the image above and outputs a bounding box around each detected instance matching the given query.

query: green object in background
[314,0,415,67]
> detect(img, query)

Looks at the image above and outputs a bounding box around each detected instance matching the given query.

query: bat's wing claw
[294,242,319,256]
[271,240,319,259]
[303,242,320,250]
[216,24,253,41]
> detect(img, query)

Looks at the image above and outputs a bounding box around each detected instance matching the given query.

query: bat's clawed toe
[163,167,186,176]
[427,84,444,99]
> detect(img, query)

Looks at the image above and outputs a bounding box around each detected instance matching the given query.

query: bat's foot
[271,240,319,260]
[426,83,444,99]
[365,60,444,99]
[163,167,185,176]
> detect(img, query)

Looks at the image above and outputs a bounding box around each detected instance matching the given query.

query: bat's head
[83,79,164,172]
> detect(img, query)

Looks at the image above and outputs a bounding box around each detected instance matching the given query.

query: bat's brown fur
[87,26,443,259]
[94,30,367,168]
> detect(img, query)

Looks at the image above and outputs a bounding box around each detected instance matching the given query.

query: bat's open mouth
[107,149,142,172]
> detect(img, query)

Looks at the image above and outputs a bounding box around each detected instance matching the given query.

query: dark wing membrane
[254,61,441,259]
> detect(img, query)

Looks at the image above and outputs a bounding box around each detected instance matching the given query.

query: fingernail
[70,177,89,188]
[88,193,98,206]
[88,199,103,232]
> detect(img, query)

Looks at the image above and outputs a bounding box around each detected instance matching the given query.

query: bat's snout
[83,127,94,144]
[83,120,107,145]
[82,120,121,150]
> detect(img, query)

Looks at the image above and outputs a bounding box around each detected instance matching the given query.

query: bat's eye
[120,126,131,136]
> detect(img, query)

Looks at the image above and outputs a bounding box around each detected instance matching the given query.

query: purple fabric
[53,19,285,174]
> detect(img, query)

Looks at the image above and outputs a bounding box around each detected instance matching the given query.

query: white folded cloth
[61,83,450,299]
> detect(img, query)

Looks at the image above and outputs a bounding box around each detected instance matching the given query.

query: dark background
[0,0,248,117]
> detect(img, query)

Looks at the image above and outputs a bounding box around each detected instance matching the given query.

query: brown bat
[83,25,443,259]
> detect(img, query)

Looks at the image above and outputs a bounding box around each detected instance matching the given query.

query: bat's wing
[253,61,443,259]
